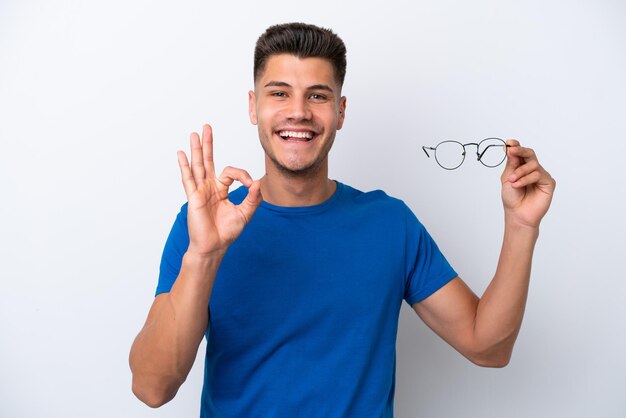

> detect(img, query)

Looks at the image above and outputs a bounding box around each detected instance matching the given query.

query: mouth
[275,129,318,143]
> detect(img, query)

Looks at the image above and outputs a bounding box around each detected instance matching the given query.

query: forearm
[130,250,222,407]
[473,220,539,364]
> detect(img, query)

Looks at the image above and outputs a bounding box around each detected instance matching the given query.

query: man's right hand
[130,124,255,407]
[177,124,263,256]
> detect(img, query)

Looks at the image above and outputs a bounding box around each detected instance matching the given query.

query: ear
[336,96,347,130]
[248,90,258,125]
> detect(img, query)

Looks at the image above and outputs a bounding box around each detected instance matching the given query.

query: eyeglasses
[422,138,511,170]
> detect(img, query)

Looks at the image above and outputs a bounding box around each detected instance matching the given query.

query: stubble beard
[259,128,335,180]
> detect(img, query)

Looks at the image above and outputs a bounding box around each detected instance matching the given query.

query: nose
[285,97,312,121]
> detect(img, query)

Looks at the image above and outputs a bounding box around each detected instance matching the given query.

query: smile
[277,130,316,142]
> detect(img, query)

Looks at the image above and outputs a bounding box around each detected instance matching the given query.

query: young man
[129,23,556,417]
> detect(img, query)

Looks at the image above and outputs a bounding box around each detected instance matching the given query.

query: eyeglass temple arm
[422,146,435,158]
[477,144,511,161]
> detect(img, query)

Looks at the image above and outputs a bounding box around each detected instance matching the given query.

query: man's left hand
[500,140,556,229]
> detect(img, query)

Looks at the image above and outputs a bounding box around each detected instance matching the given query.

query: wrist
[183,247,226,271]
[503,216,540,240]
[186,244,227,260]
[176,249,224,293]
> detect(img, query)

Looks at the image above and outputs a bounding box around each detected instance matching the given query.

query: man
[129,23,555,417]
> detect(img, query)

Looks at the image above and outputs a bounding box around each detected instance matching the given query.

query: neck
[260,159,336,207]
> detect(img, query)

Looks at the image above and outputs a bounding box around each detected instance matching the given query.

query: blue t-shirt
[157,182,457,417]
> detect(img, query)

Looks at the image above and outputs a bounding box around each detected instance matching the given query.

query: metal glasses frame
[422,138,511,170]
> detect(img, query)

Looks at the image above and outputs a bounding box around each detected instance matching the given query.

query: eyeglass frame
[422,138,511,170]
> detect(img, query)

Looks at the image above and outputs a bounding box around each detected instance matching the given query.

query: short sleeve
[155,203,190,296]
[403,206,457,305]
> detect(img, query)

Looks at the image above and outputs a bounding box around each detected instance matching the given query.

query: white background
[1,0,624,417]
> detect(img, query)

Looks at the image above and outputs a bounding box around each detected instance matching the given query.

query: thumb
[501,139,521,183]
[238,180,263,223]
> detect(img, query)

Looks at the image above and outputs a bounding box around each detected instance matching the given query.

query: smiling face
[249,54,346,177]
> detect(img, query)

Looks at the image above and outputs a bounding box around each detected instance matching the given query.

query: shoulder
[338,182,416,220]
[339,182,409,208]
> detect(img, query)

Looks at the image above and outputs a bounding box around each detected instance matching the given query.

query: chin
[271,155,326,177]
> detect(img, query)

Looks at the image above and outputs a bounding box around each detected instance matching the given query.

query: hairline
[254,53,344,91]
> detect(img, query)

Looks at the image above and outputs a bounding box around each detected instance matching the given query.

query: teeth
[278,130,314,139]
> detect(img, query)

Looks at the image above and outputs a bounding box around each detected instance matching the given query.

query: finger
[237,180,263,223]
[202,124,216,177]
[504,145,539,182]
[500,145,522,183]
[508,159,540,183]
[501,139,523,181]
[510,170,542,189]
[217,166,254,189]
[177,151,197,196]
[190,132,206,186]
[505,139,520,170]
[507,145,537,161]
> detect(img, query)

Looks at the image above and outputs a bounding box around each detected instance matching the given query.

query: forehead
[256,54,338,90]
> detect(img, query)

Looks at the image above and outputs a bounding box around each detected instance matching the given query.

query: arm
[129,125,262,407]
[413,140,555,367]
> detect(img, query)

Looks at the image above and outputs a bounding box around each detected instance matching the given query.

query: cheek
[321,112,340,129]
[256,107,277,127]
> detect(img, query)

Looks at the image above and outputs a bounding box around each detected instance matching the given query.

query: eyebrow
[263,81,334,93]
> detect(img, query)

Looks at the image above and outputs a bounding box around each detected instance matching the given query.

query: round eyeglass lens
[435,141,465,170]
[478,138,507,167]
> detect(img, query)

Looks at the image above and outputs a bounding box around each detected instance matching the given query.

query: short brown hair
[253,22,347,88]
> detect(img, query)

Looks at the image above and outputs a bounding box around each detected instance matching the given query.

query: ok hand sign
[177,124,263,256]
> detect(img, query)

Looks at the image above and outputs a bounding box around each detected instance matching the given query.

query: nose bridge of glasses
[463,142,480,159]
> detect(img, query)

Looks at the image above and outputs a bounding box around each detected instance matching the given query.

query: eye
[309,93,327,100]
[271,91,287,98]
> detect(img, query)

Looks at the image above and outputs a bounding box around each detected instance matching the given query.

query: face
[249,54,346,176]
